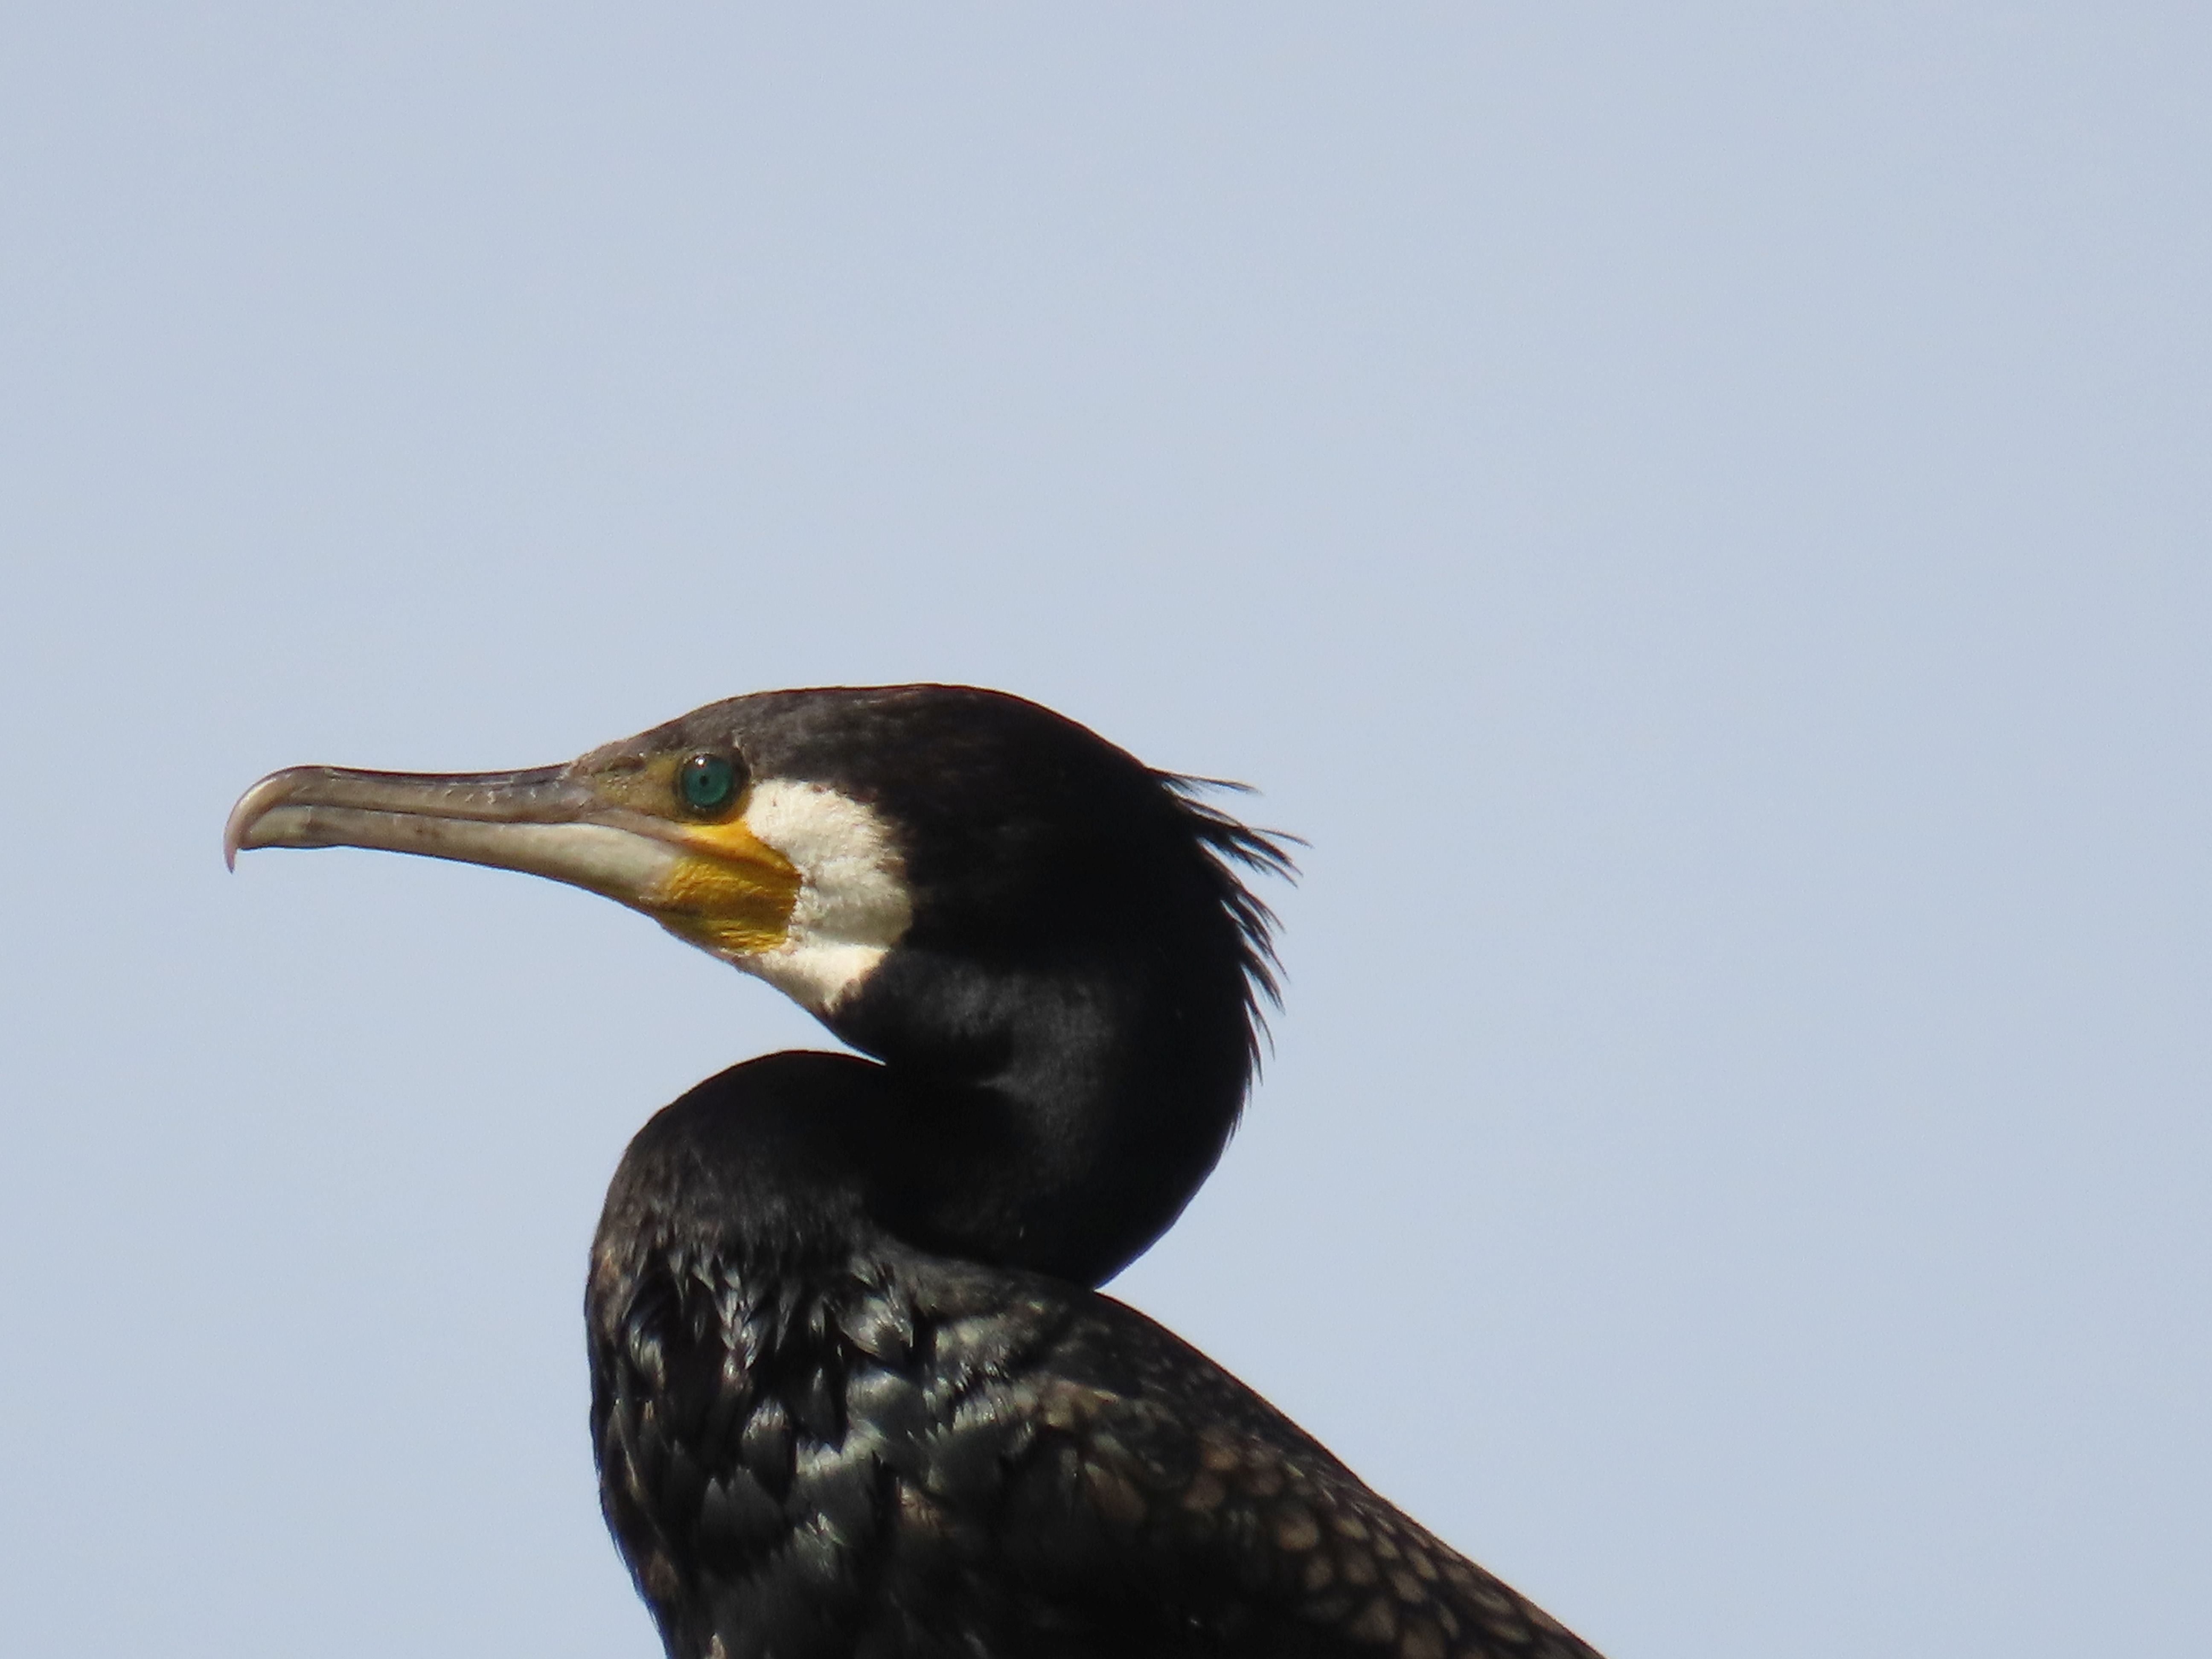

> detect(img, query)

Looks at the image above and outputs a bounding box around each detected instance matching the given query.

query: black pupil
[681,755,735,811]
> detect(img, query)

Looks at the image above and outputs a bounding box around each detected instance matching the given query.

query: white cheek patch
[738,779,913,1013]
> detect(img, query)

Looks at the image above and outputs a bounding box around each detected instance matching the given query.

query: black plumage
[225,684,1605,1659]
[679,687,1287,1286]
[591,1054,1601,1659]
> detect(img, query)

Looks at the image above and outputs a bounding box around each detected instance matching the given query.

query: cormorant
[226,684,1604,1659]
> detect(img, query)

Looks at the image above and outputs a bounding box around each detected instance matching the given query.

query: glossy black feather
[575,687,1600,1659]
[590,1056,1604,1659]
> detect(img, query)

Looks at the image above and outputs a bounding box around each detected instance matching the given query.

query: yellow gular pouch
[649,813,804,960]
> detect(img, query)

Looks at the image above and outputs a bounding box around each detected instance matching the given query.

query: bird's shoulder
[592,1243,1600,1659]
[996,1287,1604,1659]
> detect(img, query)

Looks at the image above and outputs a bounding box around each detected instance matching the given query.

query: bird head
[227,685,1290,1280]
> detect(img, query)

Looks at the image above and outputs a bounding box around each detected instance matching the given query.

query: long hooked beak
[223,764,683,901]
[224,759,806,961]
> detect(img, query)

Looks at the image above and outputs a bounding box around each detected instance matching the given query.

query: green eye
[678,753,738,815]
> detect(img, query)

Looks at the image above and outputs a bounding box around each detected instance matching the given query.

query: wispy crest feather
[1163,774,1301,1065]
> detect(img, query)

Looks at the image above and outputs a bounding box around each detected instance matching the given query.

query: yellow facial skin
[649,813,803,958]
[224,747,806,966]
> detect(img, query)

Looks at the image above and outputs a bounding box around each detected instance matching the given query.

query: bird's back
[590,1237,1604,1659]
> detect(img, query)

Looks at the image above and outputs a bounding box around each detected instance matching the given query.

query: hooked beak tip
[223,769,306,871]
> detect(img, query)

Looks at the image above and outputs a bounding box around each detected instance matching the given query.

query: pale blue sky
[3,8,2207,1656]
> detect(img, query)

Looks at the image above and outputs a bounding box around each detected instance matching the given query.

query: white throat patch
[738,780,913,1013]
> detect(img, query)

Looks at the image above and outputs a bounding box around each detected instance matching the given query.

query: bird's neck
[831,954,1254,1286]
